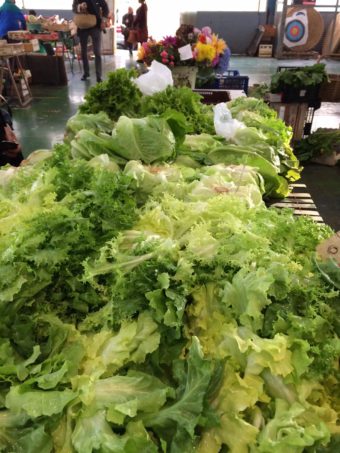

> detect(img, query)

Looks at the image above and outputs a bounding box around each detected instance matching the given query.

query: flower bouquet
[137,25,229,88]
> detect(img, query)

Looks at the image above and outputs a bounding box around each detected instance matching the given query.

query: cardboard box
[44,23,70,32]
[7,30,32,40]
[23,39,40,53]
[0,43,25,56]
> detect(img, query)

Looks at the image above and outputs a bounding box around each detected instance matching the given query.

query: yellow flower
[137,46,146,60]
[195,42,216,63]
[212,34,227,55]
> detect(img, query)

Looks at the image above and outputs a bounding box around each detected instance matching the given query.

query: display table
[0,52,32,106]
[8,30,78,74]
[22,54,68,86]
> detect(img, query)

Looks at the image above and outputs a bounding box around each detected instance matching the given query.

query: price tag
[178,44,193,61]
[316,231,340,266]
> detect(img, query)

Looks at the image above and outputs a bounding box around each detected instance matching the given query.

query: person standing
[133,0,148,45]
[122,6,134,56]
[72,0,109,83]
[0,0,26,39]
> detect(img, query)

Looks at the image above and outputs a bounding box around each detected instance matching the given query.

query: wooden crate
[258,44,273,58]
[267,183,324,224]
[320,74,340,102]
[23,39,40,53]
[270,102,309,141]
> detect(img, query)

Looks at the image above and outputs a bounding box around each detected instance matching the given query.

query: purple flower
[162,36,178,47]
[211,56,220,67]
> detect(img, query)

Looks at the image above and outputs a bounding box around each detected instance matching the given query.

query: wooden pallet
[267,183,324,223]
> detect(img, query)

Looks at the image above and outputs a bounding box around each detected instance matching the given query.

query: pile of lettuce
[0,78,337,452]
[66,95,301,198]
[0,140,339,453]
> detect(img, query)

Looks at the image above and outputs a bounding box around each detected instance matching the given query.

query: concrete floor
[10,53,340,230]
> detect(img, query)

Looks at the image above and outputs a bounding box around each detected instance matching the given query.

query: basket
[319,74,340,102]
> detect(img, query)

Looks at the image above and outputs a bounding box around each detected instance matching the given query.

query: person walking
[133,0,148,45]
[72,0,109,83]
[122,6,134,56]
[0,0,26,39]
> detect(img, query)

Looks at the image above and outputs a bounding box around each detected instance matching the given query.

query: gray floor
[10,52,340,230]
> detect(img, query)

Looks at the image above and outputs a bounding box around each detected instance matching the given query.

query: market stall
[0,61,339,452]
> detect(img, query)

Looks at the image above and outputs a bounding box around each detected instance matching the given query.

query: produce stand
[22,54,68,86]
[8,29,78,75]
[0,65,339,452]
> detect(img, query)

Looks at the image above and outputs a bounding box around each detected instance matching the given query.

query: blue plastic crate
[213,75,249,94]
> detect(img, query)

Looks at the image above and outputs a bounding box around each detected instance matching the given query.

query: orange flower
[137,46,146,60]
[212,34,227,55]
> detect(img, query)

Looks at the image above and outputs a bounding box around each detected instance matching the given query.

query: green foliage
[140,86,215,135]
[79,69,143,120]
[294,128,340,162]
[270,64,328,92]
[0,77,338,452]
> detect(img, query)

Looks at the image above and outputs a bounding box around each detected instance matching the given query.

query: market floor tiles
[10,53,340,231]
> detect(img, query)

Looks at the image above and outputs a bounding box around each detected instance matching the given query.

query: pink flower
[170,55,175,60]
[160,50,168,58]
[162,58,168,64]
[169,61,175,67]
[202,26,212,38]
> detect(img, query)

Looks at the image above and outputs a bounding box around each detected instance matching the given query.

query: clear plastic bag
[135,61,173,96]
[213,103,245,140]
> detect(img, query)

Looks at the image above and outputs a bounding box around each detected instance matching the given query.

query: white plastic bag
[213,103,245,140]
[135,61,173,96]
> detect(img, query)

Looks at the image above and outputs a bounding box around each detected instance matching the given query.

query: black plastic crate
[193,89,231,105]
[275,66,321,108]
[281,85,321,108]
[213,75,249,94]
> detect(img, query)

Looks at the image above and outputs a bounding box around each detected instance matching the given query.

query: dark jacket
[72,0,109,28]
[133,3,147,31]
[0,1,26,39]
[122,12,134,30]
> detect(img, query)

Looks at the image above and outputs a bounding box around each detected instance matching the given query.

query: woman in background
[0,0,26,39]
[133,0,148,45]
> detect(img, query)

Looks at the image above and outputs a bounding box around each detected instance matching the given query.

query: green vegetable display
[140,86,215,135]
[270,64,328,93]
[65,112,114,143]
[294,128,340,162]
[0,75,338,452]
[79,69,143,120]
